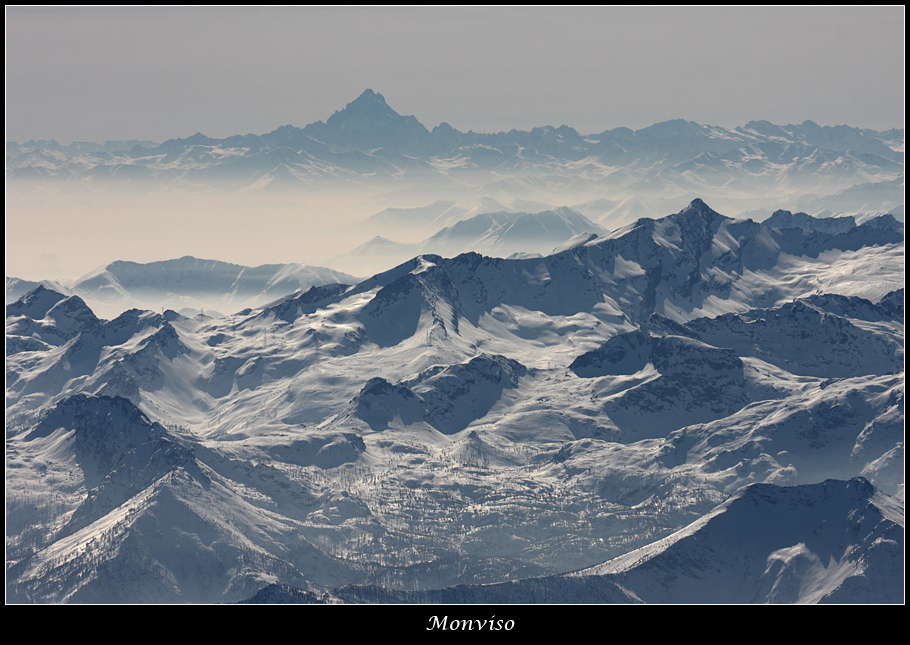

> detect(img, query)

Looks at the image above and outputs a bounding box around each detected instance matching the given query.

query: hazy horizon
[6,7,905,284]
[7,6,904,145]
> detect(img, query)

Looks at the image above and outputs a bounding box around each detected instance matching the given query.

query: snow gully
[427,616,515,631]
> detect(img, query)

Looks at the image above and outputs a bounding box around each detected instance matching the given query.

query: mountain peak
[314,90,430,151]
[328,89,400,125]
[7,284,68,319]
[660,198,730,242]
[343,88,393,114]
[356,88,385,103]
[676,198,724,220]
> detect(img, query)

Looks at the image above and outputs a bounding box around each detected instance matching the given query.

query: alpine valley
[5,92,905,605]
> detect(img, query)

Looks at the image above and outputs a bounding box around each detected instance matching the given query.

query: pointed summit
[307,90,430,153]
[7,284,67,319]
[683,197,711,212]
[659,198,731,255]
[328,89,400,125]
[355,89,387,105]
[675,198,725,223]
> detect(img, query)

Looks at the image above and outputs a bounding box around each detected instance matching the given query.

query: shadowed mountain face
[352,354,528,434]
[5,198,904,604]
[315,478,903,605]
[303,89,432,153]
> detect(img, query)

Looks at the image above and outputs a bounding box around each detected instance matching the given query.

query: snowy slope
[313,478,902,604]
[578,477,904,604]
[6,198,904,603]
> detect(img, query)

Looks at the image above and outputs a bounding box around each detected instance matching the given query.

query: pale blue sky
[6,6,905,144]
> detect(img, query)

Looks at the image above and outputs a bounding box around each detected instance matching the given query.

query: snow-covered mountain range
[6,199,903,603]
[6,256,358,320]
[7,90,904,220]
[331,206,609,275]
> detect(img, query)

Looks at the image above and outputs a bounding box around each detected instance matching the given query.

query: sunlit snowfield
[6,194,903,603]
[6,88,905,604]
